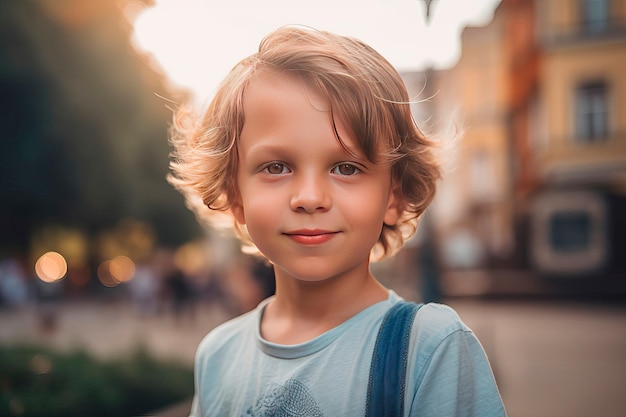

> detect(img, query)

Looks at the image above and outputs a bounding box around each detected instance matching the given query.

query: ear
[383,187,403,227]
[231,197,246,226]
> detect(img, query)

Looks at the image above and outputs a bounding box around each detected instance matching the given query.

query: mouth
[283,229,339,245]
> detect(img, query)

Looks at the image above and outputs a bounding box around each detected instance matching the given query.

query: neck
[261,263,388,344]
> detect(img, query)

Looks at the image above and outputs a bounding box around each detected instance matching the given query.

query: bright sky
[130,0,501,105]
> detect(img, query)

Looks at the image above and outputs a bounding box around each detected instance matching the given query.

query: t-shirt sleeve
[186,316,244,417]
[407,304,507,417]
[188,394,199,417]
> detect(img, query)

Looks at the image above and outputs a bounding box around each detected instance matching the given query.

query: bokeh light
[110,255,136,283]
[97,256,136,287]
[174,241,211,278]
[97,260,116,287]
[35,251,68,283]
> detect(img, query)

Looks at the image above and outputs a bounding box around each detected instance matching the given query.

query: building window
[549,211,592,252]
[580,0,609,33]
[575,82,608,142]
[531,191,608,275]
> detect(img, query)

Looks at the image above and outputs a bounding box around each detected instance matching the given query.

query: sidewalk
[0,298,233,365]
[2,296,625,417]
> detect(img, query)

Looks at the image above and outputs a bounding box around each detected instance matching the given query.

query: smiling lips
[284,229,339,245]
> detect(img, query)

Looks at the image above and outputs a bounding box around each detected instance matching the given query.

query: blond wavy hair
[168,26,441,260]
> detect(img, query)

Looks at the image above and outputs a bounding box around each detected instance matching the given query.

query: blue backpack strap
[365,301,423,417]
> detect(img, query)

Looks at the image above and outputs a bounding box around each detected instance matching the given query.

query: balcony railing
[540,0,626,46]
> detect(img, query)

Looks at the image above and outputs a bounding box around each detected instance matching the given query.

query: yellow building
[403,4,513,276]
[530,0,626,278]
[404,0,626,290]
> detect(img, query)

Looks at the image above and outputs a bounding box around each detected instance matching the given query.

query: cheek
[339,190,389,228]
[239,192,279,230]
[243,202,282,258]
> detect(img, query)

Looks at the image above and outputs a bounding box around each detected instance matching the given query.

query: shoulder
[195,308,258,364]
[406,303,507,415]
[409,303,473,366]
[413,302,469,337]
[408,302,497,386]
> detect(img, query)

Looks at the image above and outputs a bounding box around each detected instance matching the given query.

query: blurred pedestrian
[0,256,30,308]
[163,266,195,322]
[169,26,506,416]
[128,260,160,316]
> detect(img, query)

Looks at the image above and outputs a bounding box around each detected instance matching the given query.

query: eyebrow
[243,141,367,160]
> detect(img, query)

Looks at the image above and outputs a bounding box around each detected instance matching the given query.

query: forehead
[239,69,369,156]
[240,70,330,137]
[243,69,328,115]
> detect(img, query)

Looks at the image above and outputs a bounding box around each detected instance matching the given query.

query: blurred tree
[0,0,201,255]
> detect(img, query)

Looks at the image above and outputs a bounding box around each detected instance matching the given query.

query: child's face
[232,70,400,283]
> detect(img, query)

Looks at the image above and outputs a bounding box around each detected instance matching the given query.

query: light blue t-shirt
[189,291,506,416]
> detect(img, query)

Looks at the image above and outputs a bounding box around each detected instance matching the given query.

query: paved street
[1,296,624,417]
[450,298,626,417]
[0,298,233,366]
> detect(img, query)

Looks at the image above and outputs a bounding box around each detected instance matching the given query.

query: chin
[280,262,364,284]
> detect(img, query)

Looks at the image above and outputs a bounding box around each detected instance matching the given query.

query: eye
[331,163,360,176]
[263,162,290,175]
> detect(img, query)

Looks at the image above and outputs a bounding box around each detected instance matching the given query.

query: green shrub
[0,344,193,417]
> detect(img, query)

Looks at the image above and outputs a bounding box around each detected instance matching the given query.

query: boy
[169,26,506,416]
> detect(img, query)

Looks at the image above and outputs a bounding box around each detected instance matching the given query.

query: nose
[290,172,331,213]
